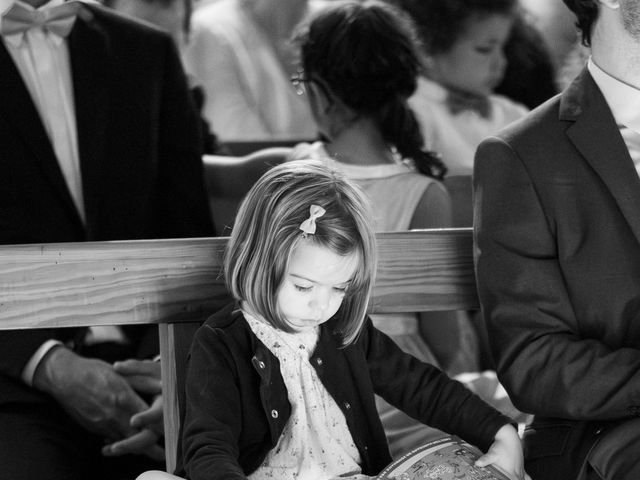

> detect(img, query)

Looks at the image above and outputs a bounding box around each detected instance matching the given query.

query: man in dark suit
[0,1,214,479]
[474,0,640,478]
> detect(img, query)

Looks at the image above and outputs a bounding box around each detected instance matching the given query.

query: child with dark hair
[396,0,529,228]
[292,0,446,181]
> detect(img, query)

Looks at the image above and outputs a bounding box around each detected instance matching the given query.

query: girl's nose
[311,290,331,315]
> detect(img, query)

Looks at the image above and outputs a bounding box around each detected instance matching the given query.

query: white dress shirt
[588,57,640,178]
[1,0,84,220]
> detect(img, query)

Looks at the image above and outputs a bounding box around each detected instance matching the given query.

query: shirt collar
[588,57,640,134]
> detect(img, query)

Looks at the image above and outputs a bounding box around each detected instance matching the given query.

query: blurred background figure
[183,0,325,142]
[556,38,591,91]
[494,10,558,110]
[395,0,528,228]
[397,0,528,227]
[518,0,579,76]
[514,0,589,94]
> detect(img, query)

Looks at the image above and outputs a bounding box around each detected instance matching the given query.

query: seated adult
[474,0,640,477]
[183,0,324,142]
[0,1,214,479]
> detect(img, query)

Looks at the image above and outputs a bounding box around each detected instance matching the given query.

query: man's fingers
[114,359,160,377]
[114,359,162,394]
[102,428,163,458]
[130,398,164,434]
[120,375,162,395]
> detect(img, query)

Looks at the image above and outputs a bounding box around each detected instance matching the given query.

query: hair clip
[299,204,326,237]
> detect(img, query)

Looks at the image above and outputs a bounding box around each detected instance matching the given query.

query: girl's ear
[308,81,357,137]
[308,80,337,116]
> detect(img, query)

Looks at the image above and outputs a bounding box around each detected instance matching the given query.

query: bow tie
[445,87,491,119]
[1,1,80,39]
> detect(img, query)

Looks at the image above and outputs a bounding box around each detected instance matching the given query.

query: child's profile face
[277,240,358,330]
[429,13,514,97]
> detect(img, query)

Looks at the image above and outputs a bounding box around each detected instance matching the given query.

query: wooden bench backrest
[0,228,478,472]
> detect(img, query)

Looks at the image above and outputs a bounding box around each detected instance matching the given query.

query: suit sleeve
[156,35,215,238]
[473,136,640,421]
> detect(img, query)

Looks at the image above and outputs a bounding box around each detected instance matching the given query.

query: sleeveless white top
[295,142,438,233]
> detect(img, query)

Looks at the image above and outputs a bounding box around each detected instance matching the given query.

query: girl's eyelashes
[293,285,349,293]
[475,46,493,54]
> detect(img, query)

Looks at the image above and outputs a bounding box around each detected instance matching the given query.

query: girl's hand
[475,424,531,480]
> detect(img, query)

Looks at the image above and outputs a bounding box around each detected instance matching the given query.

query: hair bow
[299,205,326,236]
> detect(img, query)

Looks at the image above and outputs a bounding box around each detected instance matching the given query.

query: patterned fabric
[243,310,363,480]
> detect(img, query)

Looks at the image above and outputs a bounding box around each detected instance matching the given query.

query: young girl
[178,160,526,480]
[397,0,529,227]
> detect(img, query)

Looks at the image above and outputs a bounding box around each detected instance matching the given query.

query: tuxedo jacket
[0,4,214,405]
[473,68,640,474]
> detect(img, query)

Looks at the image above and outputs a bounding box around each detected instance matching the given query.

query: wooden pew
[0,228,478,473]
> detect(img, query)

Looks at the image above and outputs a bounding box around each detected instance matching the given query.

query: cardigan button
[344,402,351,410]
[258,361,265,369]
[316,357,323,366]
[271,409,279,419]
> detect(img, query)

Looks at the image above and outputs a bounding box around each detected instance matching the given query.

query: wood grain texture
[0,229,477,330]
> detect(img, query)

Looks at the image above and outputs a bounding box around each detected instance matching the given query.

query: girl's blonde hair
[224,160,377,345]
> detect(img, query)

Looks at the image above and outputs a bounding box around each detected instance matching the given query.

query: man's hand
[32,346,149,442]
[102,394,165,461]
[102,359,165,461]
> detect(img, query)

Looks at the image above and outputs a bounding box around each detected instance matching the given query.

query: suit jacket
[473,68,640,475]
[0,4,214,405]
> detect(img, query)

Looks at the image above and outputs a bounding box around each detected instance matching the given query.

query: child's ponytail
[377,97,447,180]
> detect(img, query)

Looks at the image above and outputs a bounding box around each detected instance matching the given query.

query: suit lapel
[68,5,111,236]
[562,69,640,244]
[0,41,80,219]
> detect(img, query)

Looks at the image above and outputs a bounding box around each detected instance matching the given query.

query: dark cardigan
[180,303,513,480]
